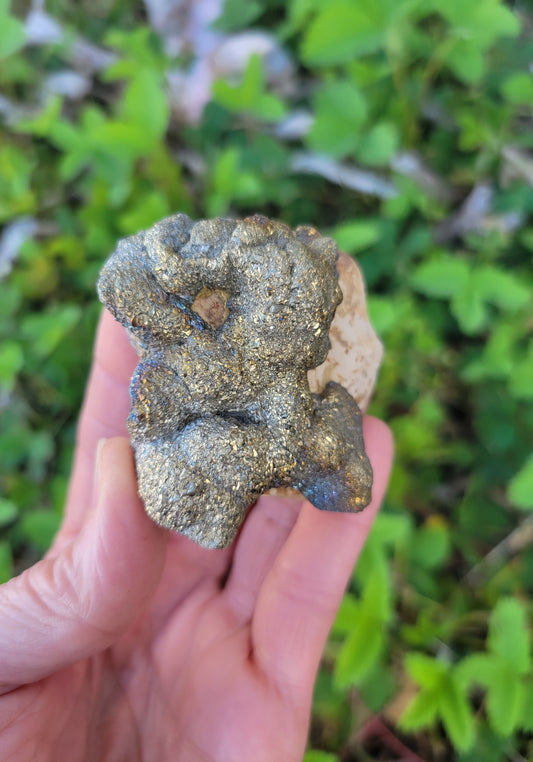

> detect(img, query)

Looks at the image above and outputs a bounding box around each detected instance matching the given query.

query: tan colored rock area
[308,252,383,412]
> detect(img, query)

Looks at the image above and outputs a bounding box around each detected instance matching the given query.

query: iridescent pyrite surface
[97,214,373,548]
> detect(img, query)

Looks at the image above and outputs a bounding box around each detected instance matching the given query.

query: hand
[0,310,393,762]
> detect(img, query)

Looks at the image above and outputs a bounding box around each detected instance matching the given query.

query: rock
[308,253,382,411]
[98,214,378,548]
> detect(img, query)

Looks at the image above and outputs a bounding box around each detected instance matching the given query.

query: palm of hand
[6,525,311,761]
[0,313,392,762]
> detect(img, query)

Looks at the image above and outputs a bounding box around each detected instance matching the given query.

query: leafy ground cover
[1,0,532,758]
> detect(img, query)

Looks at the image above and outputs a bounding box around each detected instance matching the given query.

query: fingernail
[95,438,108,484]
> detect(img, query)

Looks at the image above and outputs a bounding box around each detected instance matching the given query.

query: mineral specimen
[97,213,374,548]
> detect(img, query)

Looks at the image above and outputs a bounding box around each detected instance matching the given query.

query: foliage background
[1,0,532,758]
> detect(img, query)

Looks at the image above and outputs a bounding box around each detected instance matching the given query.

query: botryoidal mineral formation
[97,214,374,548]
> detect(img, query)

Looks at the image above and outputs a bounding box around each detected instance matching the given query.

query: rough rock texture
[97,213,377,548]
[308,253,383,411]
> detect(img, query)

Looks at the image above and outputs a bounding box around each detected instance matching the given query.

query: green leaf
[367,296,397,336]
[303,751,338,762]
[485,662,525,736]
[22,304,82,359]
[363,560,392,623]
[213,0,264,31]
[118,191,170,234]
[451,281,488,335]
[91,122,148,159]
[457,728,509,762]
[392,413,444,463]
[510,349,533,400]
[518,681,533,733]
[0,340,23,391]
[334,567,391,690]
[475,266,530,311]
[0,0,26,59]
[399,689,439,731]
[213,55,286,121]
[0,541,13,584]
[331,592,359,635]
[252,93,288,122]
[508,456,533,510]
[445,40,485,84]
[27,431,54,480]
[121,69,169,144]
[502,73,533,105]
[0,498,18,528]
[438,673,475,752]
[15,96,63,137]
[0,144,35,221]
[478,0,520,41]
[279,0,322,36]
[435,267,489,332]
[357,122,399,166]
[104,28,166,72]
[211,147,238,195]
[52,127,90,180]
[488,597,530,674]
[20,510,61,553]
[301,2,383,66]
[333,220,380,254]
[359,659,397,712]
[207,147,263,216]
[473,324,516,380]
[354,535,387,586]
[308,80,368,158]
[456,653,498,689]
[369,512,412,550]
[410,520,451,570]
[457,110,492,151]
[438,0,520,48]
[410,257,470,298]
[405,652,447,690]
[214,56,260,111]
[334,605,384,688]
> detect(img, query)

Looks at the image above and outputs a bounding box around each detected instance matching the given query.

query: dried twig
[464,513,533,588]
[356,714,426,762]
[290,152,398,199]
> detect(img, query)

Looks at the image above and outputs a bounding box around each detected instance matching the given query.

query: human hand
[0,310,393,762]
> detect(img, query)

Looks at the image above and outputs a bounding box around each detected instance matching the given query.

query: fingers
[251,416,393,693]
[63,310,138,534]
[223,493,304,621]
[0,438,167,693]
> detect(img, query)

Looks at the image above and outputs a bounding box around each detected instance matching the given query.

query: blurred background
[1,0,532,759]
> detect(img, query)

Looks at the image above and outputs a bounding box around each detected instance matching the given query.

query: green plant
[1,0,532,758]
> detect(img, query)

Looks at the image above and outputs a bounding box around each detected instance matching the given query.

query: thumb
[0,438,167,693]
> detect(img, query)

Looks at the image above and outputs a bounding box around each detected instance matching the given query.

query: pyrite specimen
[97,213,373,548]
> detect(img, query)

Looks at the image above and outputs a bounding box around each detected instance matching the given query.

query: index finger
[62,309,137,535]
[251,416,394,692]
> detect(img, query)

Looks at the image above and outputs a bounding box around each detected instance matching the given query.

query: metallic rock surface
[97,213,374,548]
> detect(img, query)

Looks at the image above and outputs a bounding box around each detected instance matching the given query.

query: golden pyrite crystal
[98,214,373,548]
